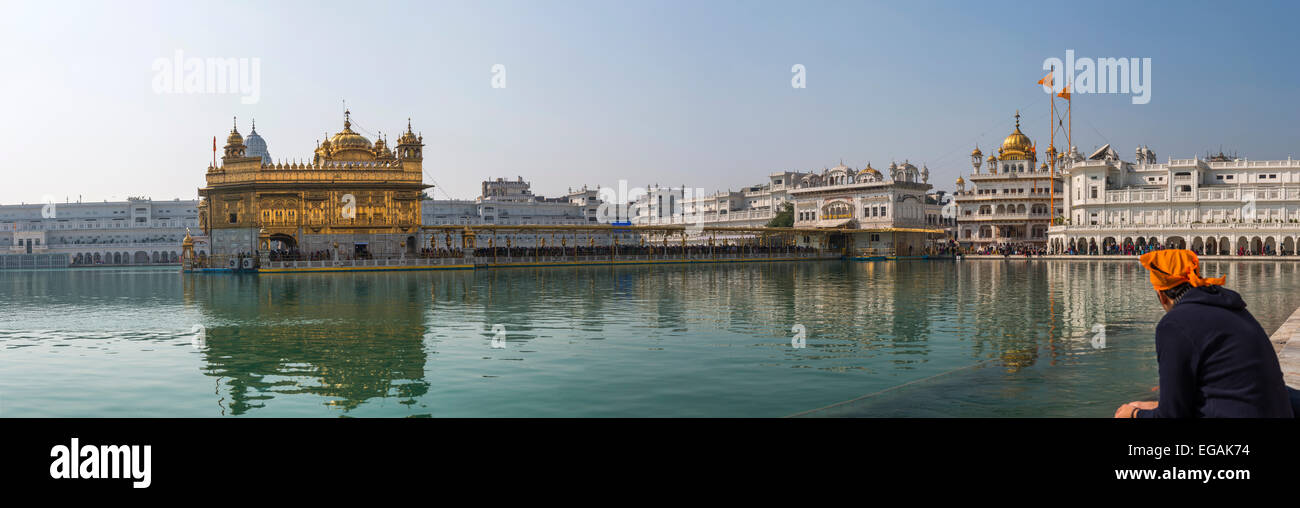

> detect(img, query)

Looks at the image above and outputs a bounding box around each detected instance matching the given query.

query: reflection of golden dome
[182,231,194,247]
[329,110,373,151]
[998,111,1035,161]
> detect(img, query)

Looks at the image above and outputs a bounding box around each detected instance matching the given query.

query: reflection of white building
[0,198,201,267]
[953,112,1064,250]
[1047,148,1300,256]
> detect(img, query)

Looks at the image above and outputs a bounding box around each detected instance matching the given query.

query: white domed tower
[244,119,271,163]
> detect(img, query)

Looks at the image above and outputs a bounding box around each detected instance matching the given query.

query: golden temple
[197,111,431,259]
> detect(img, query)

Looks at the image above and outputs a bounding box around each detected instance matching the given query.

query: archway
[1283,237,1296,256]
[1166,236,1186,249]
[1251,237,1263,255]
[1264,237,1277,256]
[1205,237,1216,256]
[134,251,150,264]
[1190,237,1203,254]
[1102,237,1117,255]
[1219,237,1231,255]
[1236,237,1250,255]
[269,233,297,252]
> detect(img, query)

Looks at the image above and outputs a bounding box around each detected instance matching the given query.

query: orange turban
[1138,249,1225,291]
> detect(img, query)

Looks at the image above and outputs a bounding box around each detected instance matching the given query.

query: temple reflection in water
[12,257,1275,417]
[183,274,432,415]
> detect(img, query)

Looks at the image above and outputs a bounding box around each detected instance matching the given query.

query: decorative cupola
[373,133,394,160]
[396,118,424,161]
[222,117,247,159]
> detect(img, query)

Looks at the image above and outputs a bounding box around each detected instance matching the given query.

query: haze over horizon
[2,0,1298,204]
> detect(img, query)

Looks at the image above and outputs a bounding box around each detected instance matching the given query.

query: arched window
[821,202,852,220]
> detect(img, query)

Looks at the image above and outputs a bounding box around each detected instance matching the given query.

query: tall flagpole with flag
[213,136,217,169]
[1038,69,1058,227]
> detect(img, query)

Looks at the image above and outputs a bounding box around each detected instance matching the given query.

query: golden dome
[863,162,880,174]
[971,146,982,157]
[182,230,194,247]
[998,111,1035,161]
[955,176,965,185]
[226,118,244,146]
[329,110,372,152]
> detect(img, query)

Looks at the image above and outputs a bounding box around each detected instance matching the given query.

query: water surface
[3,260,1298,417]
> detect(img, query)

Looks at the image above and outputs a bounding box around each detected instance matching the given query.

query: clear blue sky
[1,0,1297,204]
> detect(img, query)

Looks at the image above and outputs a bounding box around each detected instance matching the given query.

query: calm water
[3,260,1299,418]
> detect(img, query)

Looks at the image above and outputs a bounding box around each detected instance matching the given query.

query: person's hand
[1114,400,1158,418]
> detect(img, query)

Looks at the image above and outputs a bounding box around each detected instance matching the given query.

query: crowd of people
[967,243,1047,257]
[1055,241,1284,256]
[257,244,823,263]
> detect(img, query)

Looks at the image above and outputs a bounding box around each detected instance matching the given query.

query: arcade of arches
[1050,234,1299,256]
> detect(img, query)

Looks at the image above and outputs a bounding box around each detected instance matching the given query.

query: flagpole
[1049,71,1056,230]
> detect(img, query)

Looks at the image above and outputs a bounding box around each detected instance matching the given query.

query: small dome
[245,119,271,162]
[226,127,243,146]
[955,176,965,185]
[971,146,982,157]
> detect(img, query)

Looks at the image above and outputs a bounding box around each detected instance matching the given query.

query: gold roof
[329,110,372,152]
[998,111,1035,161]
[226,118,244,146]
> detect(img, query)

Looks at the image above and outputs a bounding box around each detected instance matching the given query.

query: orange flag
[1057,84,1071,101]
[1037,71,1054,87]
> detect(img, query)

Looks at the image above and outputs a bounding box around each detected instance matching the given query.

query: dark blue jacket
[1137,285,1293,418]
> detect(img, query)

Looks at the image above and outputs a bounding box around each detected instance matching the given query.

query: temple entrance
[353,242,370,259]
[269,233,297,251]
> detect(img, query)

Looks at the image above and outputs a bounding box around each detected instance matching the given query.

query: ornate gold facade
[198,111,431,256]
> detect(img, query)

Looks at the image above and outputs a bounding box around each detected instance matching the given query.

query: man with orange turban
[1115,249,1293,418]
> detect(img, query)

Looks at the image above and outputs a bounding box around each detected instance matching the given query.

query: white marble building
[632,171,809,229]
[422,177,599,227]
[953,113,1064,250]
[1048,148,1300,256]
[788,161,948,254]
[0,198,202,267]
